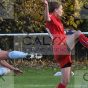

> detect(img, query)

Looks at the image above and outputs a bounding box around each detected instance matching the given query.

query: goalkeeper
[0,50,34,76]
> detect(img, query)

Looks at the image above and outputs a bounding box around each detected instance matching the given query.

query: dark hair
[48,2,61,13]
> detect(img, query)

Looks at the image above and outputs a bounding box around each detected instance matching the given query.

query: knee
[74,30,82,37]
[77,30,82,35]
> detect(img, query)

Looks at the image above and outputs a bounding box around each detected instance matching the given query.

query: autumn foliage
[0,0,88,33]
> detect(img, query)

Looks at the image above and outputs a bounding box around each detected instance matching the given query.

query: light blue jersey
[8,51,28,59]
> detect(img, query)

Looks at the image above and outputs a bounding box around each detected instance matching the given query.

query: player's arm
[0,60,22,75]
[43,0,51,21]
[0,60,16,70]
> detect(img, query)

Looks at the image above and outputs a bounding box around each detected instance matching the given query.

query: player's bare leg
[57,67,71,88]
[66,30,88,50]
[0,51,8,60]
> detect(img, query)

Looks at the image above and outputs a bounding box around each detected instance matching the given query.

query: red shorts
[53,42,72,68]
[54,54,72,68]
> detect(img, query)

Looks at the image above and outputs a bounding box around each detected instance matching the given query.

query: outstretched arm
[0,60,23,75]
[43,0,51,21]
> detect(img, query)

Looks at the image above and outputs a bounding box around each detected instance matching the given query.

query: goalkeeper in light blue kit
[0,50,33,76]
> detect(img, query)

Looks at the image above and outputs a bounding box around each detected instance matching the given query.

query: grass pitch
[0,67,88,88]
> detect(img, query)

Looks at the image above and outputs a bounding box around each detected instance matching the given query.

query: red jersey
[46,14,66,44]
[46,14,72,68]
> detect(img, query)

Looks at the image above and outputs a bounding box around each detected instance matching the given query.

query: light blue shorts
[0,67,9,75]
[8,51,28,59]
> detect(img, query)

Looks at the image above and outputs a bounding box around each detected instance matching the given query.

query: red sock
[57,83,66,88]
[79,34,88,48]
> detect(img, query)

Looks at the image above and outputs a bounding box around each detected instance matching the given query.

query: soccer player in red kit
[43,0,88,88]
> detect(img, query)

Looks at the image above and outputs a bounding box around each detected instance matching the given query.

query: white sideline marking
[16,84,88,87]
[16,84,55,87]
[28,85,55,87]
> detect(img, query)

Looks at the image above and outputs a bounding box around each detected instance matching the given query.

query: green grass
[0,67,88,88]
[14,67,59,88]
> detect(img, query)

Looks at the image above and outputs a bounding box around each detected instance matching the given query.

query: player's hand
[13,68,23,75]
[43,0,48,5]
